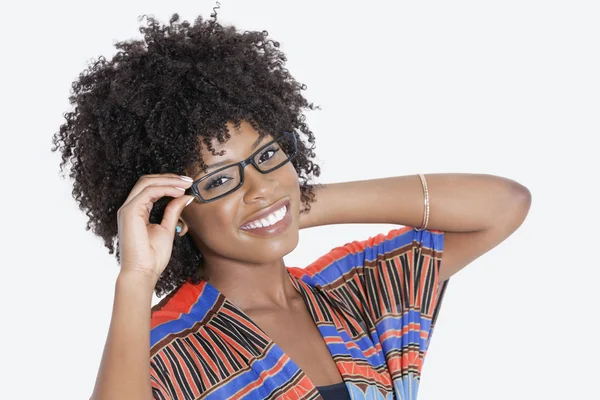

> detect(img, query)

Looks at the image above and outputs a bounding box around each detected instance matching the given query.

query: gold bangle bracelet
[414,173,430,231]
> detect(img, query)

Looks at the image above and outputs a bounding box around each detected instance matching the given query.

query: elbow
[506,181,532,230]
[512,182,532,212]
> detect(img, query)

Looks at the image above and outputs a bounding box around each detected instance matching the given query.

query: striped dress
[150,226,449,400]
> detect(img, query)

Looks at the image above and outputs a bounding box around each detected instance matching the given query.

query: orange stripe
[159,352,186,399]
[186,334,220,377]
[278,375,314,400]
[220,307,267,338]
[170,344,201,398]
[336,360,392,385]
[302,287,325,321]
[379,323,423,343]
[201,331,235,374]
[233,353,289,398]
[208,325,256,360]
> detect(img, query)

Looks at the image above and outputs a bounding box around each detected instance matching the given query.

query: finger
[124,174,194,204]
[122,175,194,208]
[120,185,191,220]
[161,195,195,234]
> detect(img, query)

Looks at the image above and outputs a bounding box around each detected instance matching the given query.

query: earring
[175,225,182,234]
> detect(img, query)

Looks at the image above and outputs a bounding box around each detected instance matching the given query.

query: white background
[1,0,598,399]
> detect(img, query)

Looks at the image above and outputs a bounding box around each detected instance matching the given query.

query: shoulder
[150,280,218,356]
[289,226,443,284]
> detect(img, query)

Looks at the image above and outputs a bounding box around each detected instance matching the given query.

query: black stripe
[164,346,195,399]
[152,354,178,399]
[197,330,237,376]
[385,258,402,312]
[173,339,204,393]
[399,254,410,309]
[376,259,392,313]
[204,328,244,371]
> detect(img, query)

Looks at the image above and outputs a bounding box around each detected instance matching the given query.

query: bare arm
[90,173,196,399]
[299,173,532,281]
[91,271,157,400]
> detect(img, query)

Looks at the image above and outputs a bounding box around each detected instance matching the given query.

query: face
[181,120,302,267]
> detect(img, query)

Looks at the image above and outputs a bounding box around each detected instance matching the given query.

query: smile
[240,201,292,237]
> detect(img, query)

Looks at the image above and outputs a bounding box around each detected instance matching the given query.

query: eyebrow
[204,135,267,171]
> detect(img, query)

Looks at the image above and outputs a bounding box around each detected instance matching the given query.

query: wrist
[117,268,159,291]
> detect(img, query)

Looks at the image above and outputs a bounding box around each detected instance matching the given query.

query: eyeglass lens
[196,134,295,201]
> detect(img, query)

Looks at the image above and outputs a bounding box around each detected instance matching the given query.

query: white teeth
[242,205,287,230]
[275,206,285,220]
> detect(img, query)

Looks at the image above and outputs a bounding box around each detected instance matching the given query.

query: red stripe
[232,351,290,398]
[150,282,205,329]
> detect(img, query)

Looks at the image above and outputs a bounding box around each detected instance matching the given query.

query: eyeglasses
[185,131,298,203]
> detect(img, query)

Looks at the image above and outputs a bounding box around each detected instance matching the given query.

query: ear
[176,218,190,237]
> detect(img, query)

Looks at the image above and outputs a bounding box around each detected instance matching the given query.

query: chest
[246,301,344,387]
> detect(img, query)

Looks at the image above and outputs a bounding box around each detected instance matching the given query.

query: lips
[240,198,290,228]
[239,201,292,237]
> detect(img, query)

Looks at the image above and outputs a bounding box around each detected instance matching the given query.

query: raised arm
[299,173,532,281]
[91,174,195,400]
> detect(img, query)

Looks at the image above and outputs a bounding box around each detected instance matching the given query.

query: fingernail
[185,197,194,207]
[175,187,185,191]
[180,175,194,182]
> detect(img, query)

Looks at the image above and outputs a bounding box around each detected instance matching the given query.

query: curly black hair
[51,6,321,297]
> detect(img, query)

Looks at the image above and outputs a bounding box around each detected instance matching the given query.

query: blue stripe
[206,344,299,400]
[150,284,219,347]
[306,229,443,286]
[375,311,435,353]
[337,327,388,367]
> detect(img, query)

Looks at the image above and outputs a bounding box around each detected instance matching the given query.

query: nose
[242,164,278,204]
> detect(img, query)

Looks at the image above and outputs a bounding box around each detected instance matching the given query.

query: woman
[52,9,531,400]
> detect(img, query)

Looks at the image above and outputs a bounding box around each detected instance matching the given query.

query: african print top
[149,226,449,400]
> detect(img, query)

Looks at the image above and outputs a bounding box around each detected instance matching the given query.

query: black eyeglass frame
[185,131,298,203]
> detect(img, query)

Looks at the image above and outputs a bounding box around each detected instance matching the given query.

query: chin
[239,224,300,264]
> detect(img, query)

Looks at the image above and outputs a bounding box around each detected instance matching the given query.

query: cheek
[288,168,302,200]
[282,164,301,188]
[191,201,238,245]
[200,202,237,231]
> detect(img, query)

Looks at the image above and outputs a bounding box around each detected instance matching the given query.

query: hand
[116,173,195,282]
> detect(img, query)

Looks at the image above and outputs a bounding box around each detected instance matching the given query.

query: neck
[202,256,301,313]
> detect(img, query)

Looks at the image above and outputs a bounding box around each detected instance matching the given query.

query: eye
[204,176,232,190]
[258,147,279,164]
